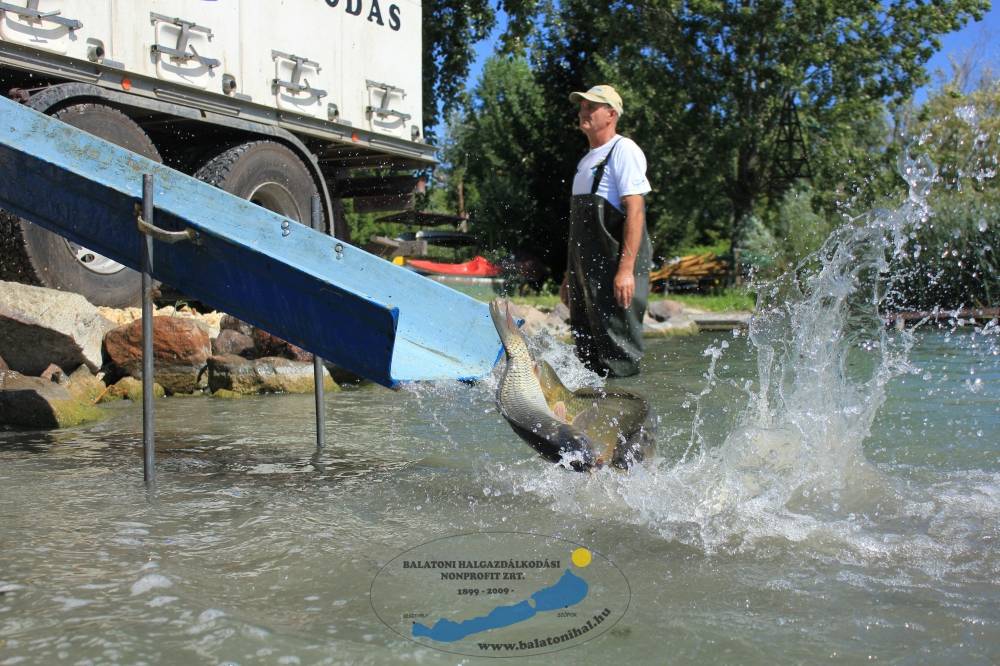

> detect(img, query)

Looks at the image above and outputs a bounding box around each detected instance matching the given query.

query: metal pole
[311,193,326,450]
[141,174,156,486]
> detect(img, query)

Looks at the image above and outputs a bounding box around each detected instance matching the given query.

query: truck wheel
[193,141,319,225]
[0,103,161,308]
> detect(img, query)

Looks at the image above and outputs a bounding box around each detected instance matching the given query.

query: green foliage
[432,0,993,303]
[422,1,541,138]
[891,79,1000,309]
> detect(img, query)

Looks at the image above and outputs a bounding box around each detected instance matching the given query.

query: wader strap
[590,138,623,195]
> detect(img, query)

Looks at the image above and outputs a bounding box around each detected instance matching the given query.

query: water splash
[488,145,1000,559]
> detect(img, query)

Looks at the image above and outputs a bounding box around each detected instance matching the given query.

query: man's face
[578,99,615,135]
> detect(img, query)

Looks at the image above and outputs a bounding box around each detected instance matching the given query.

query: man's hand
[613,268,635,309]
[560,275,569,306]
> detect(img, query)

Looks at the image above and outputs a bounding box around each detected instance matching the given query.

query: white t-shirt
[571,135,651,211]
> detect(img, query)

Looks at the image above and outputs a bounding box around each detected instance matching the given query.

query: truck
[0,0,434,307]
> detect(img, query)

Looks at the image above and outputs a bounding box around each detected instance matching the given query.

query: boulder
[647,299,685,322]
[642,314,698,337]
[0,369,104,428]
[552,302,571,322]
[251,328,312,362]
[0,281,115,376]
[507,303,571,339]
[219,314,254,337]
[207,354,339,395]
[212,329,255,357]
[99,376,165,403]
[65,365,107,404]
[103,316,211,394]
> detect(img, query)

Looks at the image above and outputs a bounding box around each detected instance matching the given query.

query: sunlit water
[0,328,997,664]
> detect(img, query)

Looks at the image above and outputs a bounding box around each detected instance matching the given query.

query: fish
[489,299,655,471]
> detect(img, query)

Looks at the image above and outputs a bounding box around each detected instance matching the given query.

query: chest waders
[567,140,652,377]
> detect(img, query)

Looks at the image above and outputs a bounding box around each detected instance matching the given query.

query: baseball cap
[569,85,623,115]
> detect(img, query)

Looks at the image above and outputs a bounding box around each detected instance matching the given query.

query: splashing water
[489,148,998,562]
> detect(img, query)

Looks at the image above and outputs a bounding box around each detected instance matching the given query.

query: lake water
[1,328,997,665]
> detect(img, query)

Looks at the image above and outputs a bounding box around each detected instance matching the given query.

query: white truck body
[0,0,425,146]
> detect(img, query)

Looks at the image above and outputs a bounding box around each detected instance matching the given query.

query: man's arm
[614,194,645,309]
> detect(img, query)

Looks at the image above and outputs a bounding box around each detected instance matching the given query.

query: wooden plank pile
[649,253,729,291]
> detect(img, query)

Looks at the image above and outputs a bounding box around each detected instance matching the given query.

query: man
[560,84,652,378]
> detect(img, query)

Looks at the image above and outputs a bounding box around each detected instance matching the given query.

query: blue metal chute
[0,96,502,387]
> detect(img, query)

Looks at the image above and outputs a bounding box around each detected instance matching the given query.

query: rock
[552,302,570,322]
[207,354,339,395]
[323,361,367,385]
[103,316,211,394]
[219,314,254,337]
[0,369,104,428]
[0,280,115,376]
[40,363,67,384]
[642,314,698,337]
[647,299,685,321]
[212,329,255,357]
[65,365,107,404]
[251,328,312,362]
[99,376,165,403]
[507,303,571,339]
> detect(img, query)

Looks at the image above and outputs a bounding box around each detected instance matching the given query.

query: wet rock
[219,314,254,337]
[0,369,104,428]
[251,328,313,362]
[552,302,570,322]
[642,314,698,336]
[40,363,67,384]
[212,329,255,357]
[65,365,107,404]
[647,299,685,321]
[103,316,211,394]
[0,280,114,376]
[507,303,571,339]
[99,376,165,403]
[323,362,367,385]
[207,354,339,395]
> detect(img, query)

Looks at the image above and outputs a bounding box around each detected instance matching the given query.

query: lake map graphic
[412,568,589,642]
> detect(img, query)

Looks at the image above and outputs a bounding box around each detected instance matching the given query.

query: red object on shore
[407,255,502,277]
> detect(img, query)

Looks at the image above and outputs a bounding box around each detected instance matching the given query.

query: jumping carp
[489,299,655,471]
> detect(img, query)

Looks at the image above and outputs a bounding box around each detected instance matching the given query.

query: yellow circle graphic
[571,547,592,568]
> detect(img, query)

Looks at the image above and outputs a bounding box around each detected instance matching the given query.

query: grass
[508,288,755,313]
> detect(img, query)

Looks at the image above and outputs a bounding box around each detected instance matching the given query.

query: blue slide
[0,96,502,388]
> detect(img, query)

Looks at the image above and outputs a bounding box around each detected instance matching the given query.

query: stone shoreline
[0,281,750,429]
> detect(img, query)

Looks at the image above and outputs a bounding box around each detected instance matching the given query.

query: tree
[620,0,989,264]
[422,1,540,138]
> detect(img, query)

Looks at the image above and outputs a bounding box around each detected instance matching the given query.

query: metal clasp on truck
[0,0,81,31]
[271,51,327,99]
[365,79,410,122]
[150,12,220,70]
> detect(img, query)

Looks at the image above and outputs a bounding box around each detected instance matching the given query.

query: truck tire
[193,141,319,225]
[0,103,162,308]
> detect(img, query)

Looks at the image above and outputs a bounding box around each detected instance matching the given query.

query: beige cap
[569,85,623,115]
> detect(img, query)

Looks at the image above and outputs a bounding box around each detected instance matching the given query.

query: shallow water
[1,330,997,665]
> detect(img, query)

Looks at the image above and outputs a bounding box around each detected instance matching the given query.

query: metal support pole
[141,174,156,486]
[311,193,326,450]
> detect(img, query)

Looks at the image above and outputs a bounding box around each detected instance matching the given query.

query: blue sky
[465,5,1000,104]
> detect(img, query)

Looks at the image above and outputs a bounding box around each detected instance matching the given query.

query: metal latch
[0,0,81,31]
[365,80,410,122]
[150,12,220,70]
[271,51,327,99]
